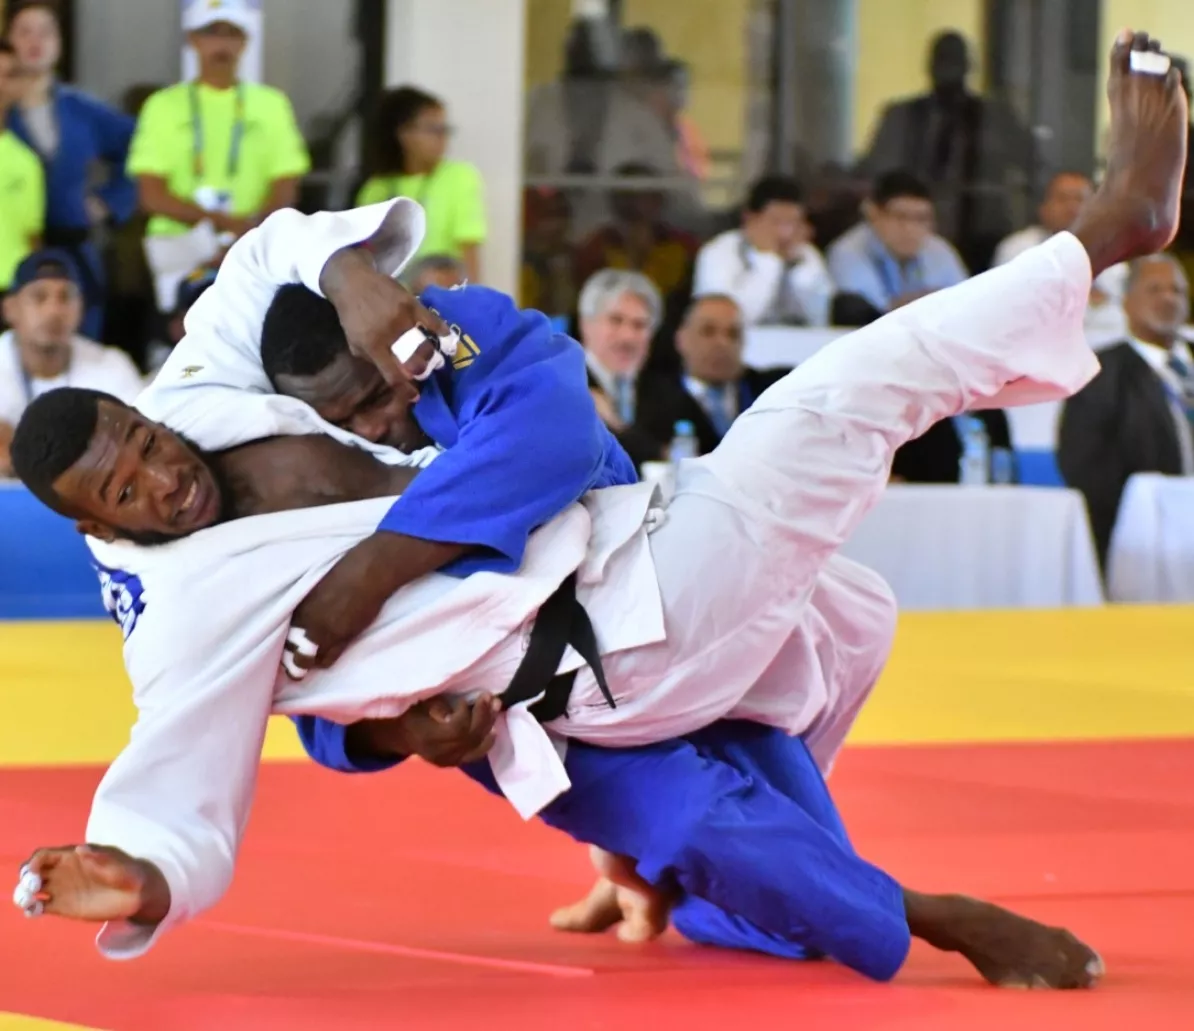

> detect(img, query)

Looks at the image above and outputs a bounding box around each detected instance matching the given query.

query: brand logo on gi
[94,564,146,640]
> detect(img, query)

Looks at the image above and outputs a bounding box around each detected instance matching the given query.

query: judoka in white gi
[9,30,1186,991]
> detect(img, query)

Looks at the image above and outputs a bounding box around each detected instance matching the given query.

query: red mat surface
[2,739,1192,1030]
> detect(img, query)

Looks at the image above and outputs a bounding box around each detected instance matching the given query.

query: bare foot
[550,847,672,943]
[905,891,1103,989]
[1073,29,1190,274]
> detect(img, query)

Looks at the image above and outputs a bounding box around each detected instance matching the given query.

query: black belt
[502,573,616,723]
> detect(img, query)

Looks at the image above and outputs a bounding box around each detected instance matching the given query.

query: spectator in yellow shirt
[0,41,45,292]
[356,86,487,283]
[127,0,310,246]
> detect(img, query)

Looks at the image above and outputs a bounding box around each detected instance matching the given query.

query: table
[839,485,1104,611]
[0,483,105,619]
[1106,473,1194,602]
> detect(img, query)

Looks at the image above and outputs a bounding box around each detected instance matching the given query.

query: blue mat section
[0,485,105,619]
[1015,449,1065,487]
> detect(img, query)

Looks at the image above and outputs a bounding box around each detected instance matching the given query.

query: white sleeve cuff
[93,853,191,961]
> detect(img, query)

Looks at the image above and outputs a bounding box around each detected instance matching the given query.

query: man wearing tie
[1059,254,1193,568]
[577,268,666,468]
[635,294,786,455]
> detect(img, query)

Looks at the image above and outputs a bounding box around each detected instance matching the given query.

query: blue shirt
[7,85,137,234]
[826,222,968,314]
[295,283,639,768]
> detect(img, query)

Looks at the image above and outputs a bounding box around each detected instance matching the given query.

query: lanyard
[190,83,246,181]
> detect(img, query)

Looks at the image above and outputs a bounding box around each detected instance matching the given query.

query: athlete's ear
[76,519,115,542]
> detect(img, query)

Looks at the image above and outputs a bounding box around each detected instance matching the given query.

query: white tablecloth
[1106,473,1194,602]
[839,485,1104,611]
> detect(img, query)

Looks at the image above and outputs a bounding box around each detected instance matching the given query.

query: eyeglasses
[409,122,453,138]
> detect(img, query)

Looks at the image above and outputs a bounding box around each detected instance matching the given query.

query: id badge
[194,185,232,214]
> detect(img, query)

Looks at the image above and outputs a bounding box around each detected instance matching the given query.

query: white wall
[384,0,526,296]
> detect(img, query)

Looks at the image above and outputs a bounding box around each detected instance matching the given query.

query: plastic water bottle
[957,416,990,486]
[669,419,699,466]
[990,446,1015,485]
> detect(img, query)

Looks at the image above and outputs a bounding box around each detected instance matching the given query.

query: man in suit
[636,294,786,456]
[577,267,667,467]
[861,31,1037,272]
[1059,254,1193,567]
[891,409,1012,483]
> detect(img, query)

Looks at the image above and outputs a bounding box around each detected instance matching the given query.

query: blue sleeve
[292,715,404,774]
[82,94,138,224]
[378,286,609,573]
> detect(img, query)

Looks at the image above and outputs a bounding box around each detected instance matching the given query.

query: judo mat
[1,606,1192,1030]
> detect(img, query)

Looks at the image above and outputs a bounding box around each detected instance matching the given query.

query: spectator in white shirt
[0,250,143,476]
[693,175,834,327]
[993,171,1128,338]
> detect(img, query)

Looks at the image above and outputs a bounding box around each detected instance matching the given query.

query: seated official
[1059,254,1194,568]
[0,251,143,476]
[827,171,968,323]
[692,174,834,327]
[891,410,1012,483]
[993,171,1129,335]
[635,294,785,456]
[577,268,668,467]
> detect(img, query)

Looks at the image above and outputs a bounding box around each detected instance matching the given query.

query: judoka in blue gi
[246,266,1097,987]
[254,275,906,976]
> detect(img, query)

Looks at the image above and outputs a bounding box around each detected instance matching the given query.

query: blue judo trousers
[293,285,911,981]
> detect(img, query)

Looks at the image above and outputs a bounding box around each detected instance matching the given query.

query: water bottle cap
[674,420,695,434]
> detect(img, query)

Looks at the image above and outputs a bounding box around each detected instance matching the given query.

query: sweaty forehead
[53,403,136,509]
[279,354,383,417]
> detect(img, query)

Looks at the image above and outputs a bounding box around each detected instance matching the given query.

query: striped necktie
[1166,351,1194,421]
[613,376,635,425]
[703,384,734,438]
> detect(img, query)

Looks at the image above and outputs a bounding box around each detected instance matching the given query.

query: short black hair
[10,387,124,514]
[872,171,932,207]
[745,175,804,214]
[6,0,62,28]
[260,283,349,387]
[0,40,15,57]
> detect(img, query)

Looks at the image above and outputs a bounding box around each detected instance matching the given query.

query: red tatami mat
[2,740,1192,1030]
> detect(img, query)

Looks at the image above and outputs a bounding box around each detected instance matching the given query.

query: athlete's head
[261,283,429,452]
[10,388,224,544]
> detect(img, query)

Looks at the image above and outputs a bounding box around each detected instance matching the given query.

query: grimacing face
[274,353,431,454]
[53,401,223,544]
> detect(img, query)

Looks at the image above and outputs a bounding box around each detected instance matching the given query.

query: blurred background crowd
[4,0,1194,615]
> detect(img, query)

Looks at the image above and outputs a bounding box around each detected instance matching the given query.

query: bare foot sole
[1074,29,1190,272]
[909,892,1103,989]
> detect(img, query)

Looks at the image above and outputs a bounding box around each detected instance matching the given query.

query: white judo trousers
[549,230,1097,765]
[86,230,1097,959]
